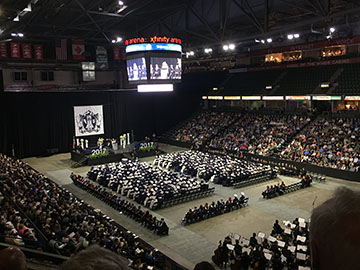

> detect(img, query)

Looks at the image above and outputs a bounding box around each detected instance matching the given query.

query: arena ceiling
[1,0,360,49]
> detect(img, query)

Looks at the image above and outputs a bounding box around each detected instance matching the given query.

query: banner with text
[34,44,43,60]
[96,46,108,70]
[22,43,32,59]
[0,43,7,58]
[10,43,20,58]
[74,105,104,137]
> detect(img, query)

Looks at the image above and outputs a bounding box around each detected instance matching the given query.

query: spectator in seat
[310,187,360,270]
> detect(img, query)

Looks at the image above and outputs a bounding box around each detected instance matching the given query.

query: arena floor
[23,144,360,269]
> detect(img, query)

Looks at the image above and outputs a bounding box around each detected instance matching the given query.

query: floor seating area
[262,176,312,199]
[87,160,212,209]
[212,218,310,269]
[181,195,248,225]
[153,150,275,187]
[71,174,169,236]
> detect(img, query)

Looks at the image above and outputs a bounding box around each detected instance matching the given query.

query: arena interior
[1,0,360,270]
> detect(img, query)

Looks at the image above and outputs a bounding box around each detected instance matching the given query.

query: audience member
[310,187,360,270]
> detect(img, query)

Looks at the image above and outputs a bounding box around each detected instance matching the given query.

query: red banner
[247,36,360,57]
[72,39,85,60]
[113,46,121,60]
[247,57,360,72]
[0,43,7,58]
[34,44,43,60]
[10,43,21,58]
[22,43,32,59]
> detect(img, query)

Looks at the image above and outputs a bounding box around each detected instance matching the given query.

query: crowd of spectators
[87,160,210,209]
[182,195,248,225]
[71,174,169,236]
[154,150,274,186]
[280,117,360,171]
[0,154,168,269]
[208,113,311,156]
[173,111,239,145]
[212,218,310,269]
[0,191,42,250]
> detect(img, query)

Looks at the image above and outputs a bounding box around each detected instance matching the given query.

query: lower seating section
[181,195,248,225]
[212,218,310,269]
[71,174,169,236]
[171,111,239,145]
[0,154,171,269]
[262,176,312,199]
[333,63,360,94]
[280,117,360,171]
[209,112,311,156]
[153,150,276,187]
[87,159,212,209]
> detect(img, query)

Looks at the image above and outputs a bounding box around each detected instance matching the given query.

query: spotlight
[111,40,116,43]
[229,44,235,50]
[118,1,124,5]
[255,38,260,43]
[223,45,229,51]
[326,35,332,40]
[18,33,24,37]
[287,34,294,40]
[294,33,300,38]
[13,15,19,22]
[189,51,194,56]
[266,38,272,43]
[11,33,17,37]
[330,27,335,33]
[116,37,122,42]
[204,48,212,53]
[23,4,32,12]
[261,39,265,44]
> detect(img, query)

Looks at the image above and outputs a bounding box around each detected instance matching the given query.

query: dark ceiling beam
[232,0,264,33]
[184,5,360,49]
[87,11,125,18]
[190,5,219,41]
[264,0,269,32]
[278,0,322,16]
[74,0,111,43]
[305,0,324,15]
[31,23,100,32]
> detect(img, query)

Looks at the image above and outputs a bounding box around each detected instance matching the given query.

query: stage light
[261,39,265,44]
[118,0,124,5]
[326,35,332,40]
[204,48,212,53]
[287,34,294,40]
[116,37,122,42]
[189,51,194,56]
[294,33,300,38]
[330,27,335,33]
[255,38,260,43]
[266,38,272,43]
[18,33,24,37]
[229,44,235,50]
[11,33,17,37]
[223,45,229,51]
[137,84,173,93]
[13,15,19,22]
[111,40,116,43]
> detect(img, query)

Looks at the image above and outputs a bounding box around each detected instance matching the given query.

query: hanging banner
[33,44,43,60]
[72,39,85,60]
[0,43,7,58]
[74,105,104,137]
[22,43,32,59]
[113,46,121,60]
[10,43,21,58]
[96,46,108,70]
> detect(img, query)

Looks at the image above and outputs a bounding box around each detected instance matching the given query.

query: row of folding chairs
[308,173,326,182]
[159,188,215,209]
[232,173,276,189]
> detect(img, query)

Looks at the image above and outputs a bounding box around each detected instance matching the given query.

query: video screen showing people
[127,58,147,81]
[150,57,182,80]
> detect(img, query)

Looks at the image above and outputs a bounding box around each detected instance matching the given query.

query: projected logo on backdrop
[74,105,104,137]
